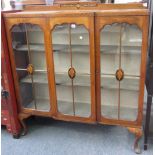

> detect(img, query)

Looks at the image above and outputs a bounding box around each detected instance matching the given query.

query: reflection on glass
[11,24,50,111]
[52,24,91,117]
[100,23,142,121]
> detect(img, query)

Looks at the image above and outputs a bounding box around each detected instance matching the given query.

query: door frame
[4,17,53,117]
[48,14,96,123]
[95,15,149,127]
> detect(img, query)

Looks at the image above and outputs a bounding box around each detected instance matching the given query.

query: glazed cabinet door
[49,14,96,122]
[5,18,52,114]
[96,16,148,126]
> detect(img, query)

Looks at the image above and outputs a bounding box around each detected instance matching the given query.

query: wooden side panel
[1,12,21,135]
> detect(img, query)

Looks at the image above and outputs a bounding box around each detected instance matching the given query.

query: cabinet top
[3,2,149,18]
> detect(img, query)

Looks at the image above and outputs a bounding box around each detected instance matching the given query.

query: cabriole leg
[19,113,31,136]
[127,127,143,154]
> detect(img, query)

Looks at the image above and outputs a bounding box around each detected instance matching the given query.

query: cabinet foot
[13,134,20,139]
[19,113,31,136]
[20,119,28,136]
[127,127,143,154]
[144,144,147,150]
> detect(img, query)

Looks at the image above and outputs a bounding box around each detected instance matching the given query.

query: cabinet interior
[12,24,50,112]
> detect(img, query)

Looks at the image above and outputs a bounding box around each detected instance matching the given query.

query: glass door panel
[121,24,142,76]
[100,24,119,74]
[11,23,50,111]
[52,24,91,117]
[119,24,142,121]
[101,75,119,119]
[71,24,91,117]
[52,24,73,115]
[18,70,34,109]
[100,24,120,119]
[100,23,142,121]
[120,77,139,121]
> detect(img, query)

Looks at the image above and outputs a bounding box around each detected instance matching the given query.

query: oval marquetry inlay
[115,69,124,81]
[27,64,34,75]
[68,67,76,79]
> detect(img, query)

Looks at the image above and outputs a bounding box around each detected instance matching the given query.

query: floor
[1,117,153,155]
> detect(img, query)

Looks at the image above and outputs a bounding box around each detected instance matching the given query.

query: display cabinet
[3,2,149,153]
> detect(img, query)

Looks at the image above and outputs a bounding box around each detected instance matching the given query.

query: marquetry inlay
[68,67,76,79]
[115,68,124,81]
[27,64,34,75]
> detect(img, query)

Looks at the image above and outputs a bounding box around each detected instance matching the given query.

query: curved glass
[11,23,50,111]
[52,24,91,117]
[100,23,142,121]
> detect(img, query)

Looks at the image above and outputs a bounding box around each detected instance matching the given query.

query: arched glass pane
[11,23,50,111]
[52,24,91,117]
[100,23,142,121]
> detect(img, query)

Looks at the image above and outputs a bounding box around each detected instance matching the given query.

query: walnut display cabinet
[3,2,149,153]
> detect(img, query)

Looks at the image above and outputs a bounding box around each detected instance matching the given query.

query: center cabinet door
[49,14,96,123]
